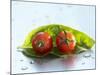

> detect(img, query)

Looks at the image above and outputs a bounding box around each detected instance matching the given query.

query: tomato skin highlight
[56,31,76,54]
[32,32,53,56]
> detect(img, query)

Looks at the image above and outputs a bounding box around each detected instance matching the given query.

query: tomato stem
[37,40,44,47]
[58,31,73,46]
[63,31,70,45]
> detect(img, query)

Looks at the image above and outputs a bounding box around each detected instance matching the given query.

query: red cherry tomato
[32,32,53,56]
[56,31,76,54]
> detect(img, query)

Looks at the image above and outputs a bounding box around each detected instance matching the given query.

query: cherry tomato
[56,31,76,54]
[32,32,53,56]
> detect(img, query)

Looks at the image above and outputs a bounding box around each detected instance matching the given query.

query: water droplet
[30,61,34,64]
[20,59,24,62]
[83,53,91,58]
[81,62,85,65]
[21,66,28,70]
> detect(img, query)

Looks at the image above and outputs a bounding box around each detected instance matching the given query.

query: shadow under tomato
[61,55,77,68]
[33,54,60,64]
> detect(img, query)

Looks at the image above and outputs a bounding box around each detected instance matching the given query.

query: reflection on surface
[29,54,78,71]
[61,55,77,67]
[16,49,95,74]
[27,50,94,71]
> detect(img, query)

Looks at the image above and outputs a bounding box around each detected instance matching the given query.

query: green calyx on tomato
[56,31,76,54]
[36,40,44,47]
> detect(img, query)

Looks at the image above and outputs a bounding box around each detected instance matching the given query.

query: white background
[0,0,99,75]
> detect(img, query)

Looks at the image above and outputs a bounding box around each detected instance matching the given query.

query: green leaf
[19,24,95,58]
[22,47,62,58]
[22,48,37,58]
